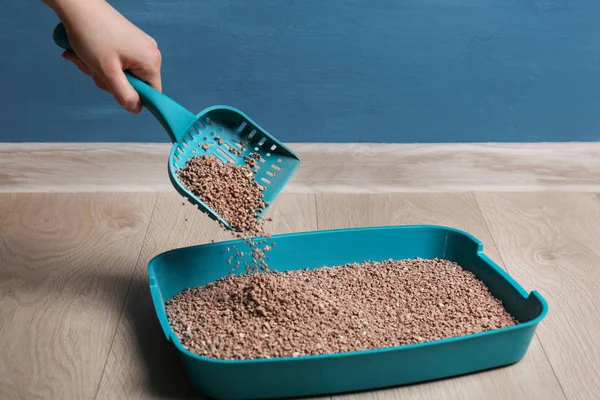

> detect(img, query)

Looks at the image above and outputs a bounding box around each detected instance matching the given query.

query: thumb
[99,63,142,114]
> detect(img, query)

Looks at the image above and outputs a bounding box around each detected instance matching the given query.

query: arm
[43,0,162,113]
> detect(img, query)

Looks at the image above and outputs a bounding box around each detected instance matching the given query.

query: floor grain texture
[0,193,156,400]
[476,193,600,400]
[0,191,596,399]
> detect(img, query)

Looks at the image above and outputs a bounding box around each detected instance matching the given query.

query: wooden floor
[2,143,600,193]
[1,191,599,400]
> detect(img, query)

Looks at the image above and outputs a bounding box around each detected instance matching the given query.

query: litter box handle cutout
[52,23,197,143]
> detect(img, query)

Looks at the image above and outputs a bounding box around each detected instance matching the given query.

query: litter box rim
[148,224,548,365]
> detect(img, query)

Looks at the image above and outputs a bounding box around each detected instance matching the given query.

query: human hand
[44,0,162,113]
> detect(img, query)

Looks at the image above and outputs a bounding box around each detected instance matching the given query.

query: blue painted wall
[1,0,599,143]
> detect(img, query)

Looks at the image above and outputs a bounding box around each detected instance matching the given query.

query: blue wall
[1,0,600,143]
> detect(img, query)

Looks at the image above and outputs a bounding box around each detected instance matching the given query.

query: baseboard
[1,143,599,193]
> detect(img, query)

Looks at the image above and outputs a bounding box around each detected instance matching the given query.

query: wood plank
[476,192,600,400]
[316,193,566,400]
[0,193,156,400]
[94,193,319,400]
[1,143,599,193]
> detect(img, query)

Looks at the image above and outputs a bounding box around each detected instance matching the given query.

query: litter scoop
[52,23,300,230]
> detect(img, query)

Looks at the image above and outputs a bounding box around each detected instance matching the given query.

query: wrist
[43,0,107,22]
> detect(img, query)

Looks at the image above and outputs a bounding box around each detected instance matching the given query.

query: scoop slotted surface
[165,258,518,361]
[169,110,300,230]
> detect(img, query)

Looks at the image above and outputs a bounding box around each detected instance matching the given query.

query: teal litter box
[148,225,548,400]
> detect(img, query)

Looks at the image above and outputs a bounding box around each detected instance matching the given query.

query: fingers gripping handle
[52,23,196,143]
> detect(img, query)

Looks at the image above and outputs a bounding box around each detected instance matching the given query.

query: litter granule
[177,155,272,272]
[165,258,518,360]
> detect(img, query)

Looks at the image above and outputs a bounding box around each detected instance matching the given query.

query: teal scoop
[52,23,300,230]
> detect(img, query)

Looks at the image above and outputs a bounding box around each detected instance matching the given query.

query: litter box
[148,225,548,400]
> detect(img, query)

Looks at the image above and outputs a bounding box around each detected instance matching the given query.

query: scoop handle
[52,23,196,143]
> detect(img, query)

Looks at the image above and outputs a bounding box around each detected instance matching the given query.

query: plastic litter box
[148,225,548,400]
